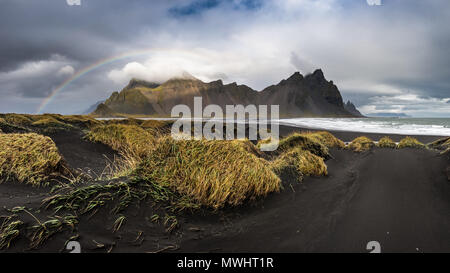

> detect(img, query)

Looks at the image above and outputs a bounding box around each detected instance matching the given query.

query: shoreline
[93,117,450,143]
[278,124,445,143]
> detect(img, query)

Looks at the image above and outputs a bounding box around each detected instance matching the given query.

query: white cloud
[107,48,294,90]
[366,0,382,6]
[3,0,449,116]
[57,65,75,76]
[359,93,450,117]
[0,55,76,98]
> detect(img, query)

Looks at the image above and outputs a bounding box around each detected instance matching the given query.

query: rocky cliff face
[344,101,363,117]
[92,69,362,118]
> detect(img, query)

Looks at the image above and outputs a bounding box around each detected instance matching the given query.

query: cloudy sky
[0,0,449,117]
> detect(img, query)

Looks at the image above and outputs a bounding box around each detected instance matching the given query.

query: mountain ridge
[92,69,363,118]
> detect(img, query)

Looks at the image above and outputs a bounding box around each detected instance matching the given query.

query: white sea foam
[97,117,450,136]
[278,118,450,136]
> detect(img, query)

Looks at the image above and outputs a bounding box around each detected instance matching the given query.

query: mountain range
[91,69,363,118]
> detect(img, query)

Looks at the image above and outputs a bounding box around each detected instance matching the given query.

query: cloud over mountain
[0,0,449,116]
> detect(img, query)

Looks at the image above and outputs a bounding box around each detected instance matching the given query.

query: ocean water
[98,117,450,136]
[278,118,450,136]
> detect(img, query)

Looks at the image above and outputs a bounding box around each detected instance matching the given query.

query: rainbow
[35,48,197,114]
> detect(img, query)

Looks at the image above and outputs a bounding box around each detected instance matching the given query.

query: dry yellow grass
[0,118,5,131]
[140,119,168,129]
[398,137,425,149]
[2,114,33,126]
[442,147,449,156]
[87,124,158,169]
[0,133,66,186]
[232,139,264,157]
[271,147,328,178]
[0,114,103,132]
[378,136,397,148]
[348,136,375,152]
[428,137,450,151]
[31,117,74,132]
[272,132,330,158]
[302,131,346,148]
[134,136,281,209]
[57,115,102,128]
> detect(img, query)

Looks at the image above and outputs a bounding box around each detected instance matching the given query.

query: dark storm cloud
[0,0,174,72]
[0,0,449,116]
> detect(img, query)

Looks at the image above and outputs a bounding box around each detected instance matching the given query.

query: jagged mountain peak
[92,69,362,118]
[165,71,200,82]
[304,69,327,83]
[124,78,160,90]
[344,100,363,117]
[280,69,327,85]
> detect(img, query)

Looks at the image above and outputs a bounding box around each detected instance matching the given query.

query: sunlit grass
[271,147,327,180]
[135,136,281,209]
[378,136,397,148]
[348,136,375,152]
[272,132,330,158]
[301,131,346,148]
[0,133,67,186]
[397,137,425,149]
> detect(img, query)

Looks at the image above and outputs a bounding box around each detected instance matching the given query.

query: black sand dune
[1,126,449,253]
[178,148,450,253]
[48,130,118,176]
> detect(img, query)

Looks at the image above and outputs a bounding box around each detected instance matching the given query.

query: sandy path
[179,148,450,253]
[319,149,450,253]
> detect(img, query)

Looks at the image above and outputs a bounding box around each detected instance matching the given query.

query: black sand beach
[278,124,446,143]
[179,147,450,253]
[1,124,449,253]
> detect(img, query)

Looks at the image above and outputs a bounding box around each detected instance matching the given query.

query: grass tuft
[140,119,171,131]
[378,136,397,148]
[87,124,157,157]
[0,216,23,249]
[134,136,281,209]
[397,137,425,149]
[273,132,331,158]
[301,131,346,148]
[112,215,126,233]
[2,114,33,126]
[31,117,74,133]
[428,137,450,151]
[87,124,159,173]
[57,115,103,129]
[28,215,78,249]
[271,147,327,179]
[0,133,68,186]
[348,136,375,152]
